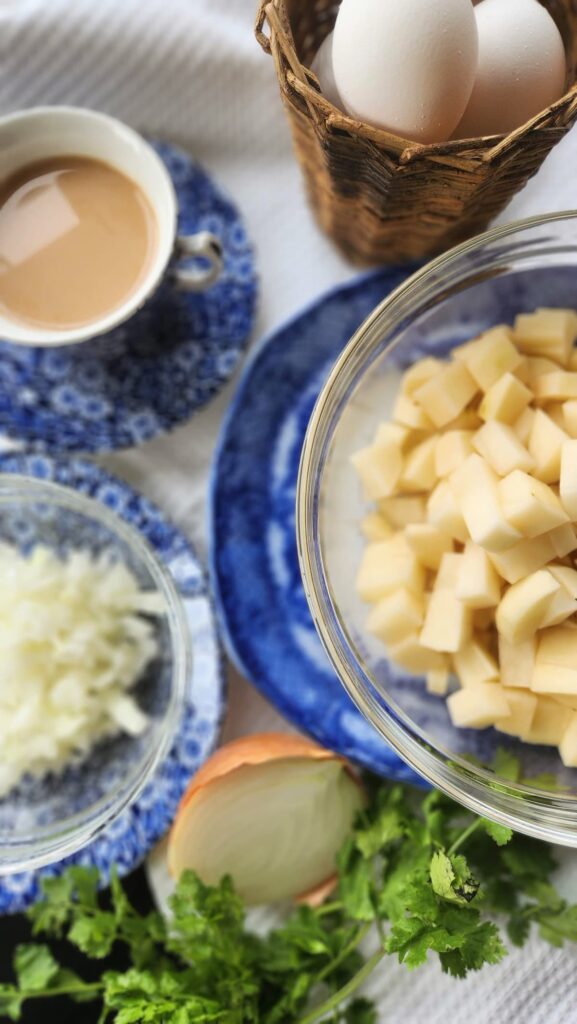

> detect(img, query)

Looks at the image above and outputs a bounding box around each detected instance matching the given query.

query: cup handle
[173,231,224,292]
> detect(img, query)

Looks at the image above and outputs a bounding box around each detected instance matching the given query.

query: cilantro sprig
[3,771,577,1023]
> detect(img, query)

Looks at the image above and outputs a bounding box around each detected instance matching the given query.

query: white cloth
[2,1,577,1019]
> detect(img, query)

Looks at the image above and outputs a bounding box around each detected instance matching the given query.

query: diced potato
[419,590,472,653]
[514,407,536,445]
[498,634,536,689]
[563,399,577,437]
[400,358,443,397]
[393,393,433,431]
[548,523,577,559]
[552,694,577,710]
[514,308,577,366]
[399,436,438,492]
[479,372,532,424]
[559,713,577,767]
[435,430,474,478]
[426,669,450,696]
[539,586,577,628]
[560,439,577,519]
[404,523,453,570]
[361,513,393,542]
[453,639,499,687]
[522,696,572,745]
[528,410,569,483]
[351,445,402,500]
[451,454,521,552]
[513,357,531,384]
[355,537,425,603]
[388,635,449,673]
[498,470,568,538]
[444,410,483,432]
[413,361,478,429]
[536,625,577,667]
[525,356,560,389]
[543,403,567,430]
[495,569,560,643]
[460,326,523,390]
[373,422,411,449]
[488,535,555,585]
[427,480,469,543]
[532,663,577,695]
[495,689,538,738]
[367,588,424,645]
[435,552,465,590]
[473,421,534,476]
[447,683,510,729]
[548,565,577,598]
[534,371,577,402]
[379,495,426,528]
[455,543,501,607]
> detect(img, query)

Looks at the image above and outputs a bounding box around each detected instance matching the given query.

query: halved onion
[167,733,365,906]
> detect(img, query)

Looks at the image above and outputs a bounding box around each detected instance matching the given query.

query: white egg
[311,31,343,110]
[455,0,566,138]
[332,0,478,144]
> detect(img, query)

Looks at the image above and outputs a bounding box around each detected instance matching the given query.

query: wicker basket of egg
[256,0,577,264]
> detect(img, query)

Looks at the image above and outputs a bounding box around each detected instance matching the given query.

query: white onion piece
[168,746,365,906]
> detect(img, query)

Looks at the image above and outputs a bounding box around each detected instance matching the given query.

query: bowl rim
[297,209,577,846]
[0,473,191,872]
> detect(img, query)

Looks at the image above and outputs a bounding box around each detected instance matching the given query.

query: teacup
[0,106,223,347]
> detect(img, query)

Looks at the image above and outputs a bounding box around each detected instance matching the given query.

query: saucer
[0,142,257,454]
[0,453,225,913]
[209,269,421,784]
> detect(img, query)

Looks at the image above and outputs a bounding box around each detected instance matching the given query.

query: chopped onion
[168,733,365,906]
[0,544,163,797]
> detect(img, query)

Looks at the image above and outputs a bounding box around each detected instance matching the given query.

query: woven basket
[256,0,577,264]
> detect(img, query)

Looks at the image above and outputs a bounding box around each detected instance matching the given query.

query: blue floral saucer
[209,269,421,784]
[0,142,257,454]
[0,453,225,913]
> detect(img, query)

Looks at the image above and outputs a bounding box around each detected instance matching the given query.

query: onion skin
[168,732,364,903]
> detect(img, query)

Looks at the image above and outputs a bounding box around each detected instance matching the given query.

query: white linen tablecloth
[1,1,577,1019]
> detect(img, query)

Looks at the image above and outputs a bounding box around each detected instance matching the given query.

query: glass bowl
[0,474,189,873]
[297,211,577,847]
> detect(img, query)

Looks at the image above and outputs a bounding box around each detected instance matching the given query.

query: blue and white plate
[210,269,421,784]
[0,453,225,913]
[0,142,257,454]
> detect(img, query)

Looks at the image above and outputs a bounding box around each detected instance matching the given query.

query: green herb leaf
[430,852,479,905]
[479,818,514,847]
[14,944,60,992]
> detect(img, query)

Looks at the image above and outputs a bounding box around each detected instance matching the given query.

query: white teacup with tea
[0,106,223,347]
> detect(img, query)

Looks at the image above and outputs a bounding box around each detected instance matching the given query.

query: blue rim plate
[0,142,258,454]
[209,269,421,784]
[0,453,225,914]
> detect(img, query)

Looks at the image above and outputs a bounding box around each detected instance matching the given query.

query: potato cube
[401,358,443,396]
[563,400,577,438]
[361,514,394,542]
[499,634,536,689]
[413,361,478,429]
[522,696,572,744]
[548,565,577,598]
[351,444,402,500]
[489,535,555,585]
[498,470,568,538]
[399,436,438,492]
[495,689,538,738]
[379,495,426,528]
[532,664,577,695]
[479,372,532,424]
[435,551,465,590]
[461,326,523,390]
[514,308,577,366]
[560,439,577,519]
[453,639,499,687]
[388,635,449,673]
[559,713,577,767]
[420,590,472,653]
[373,422,411,449]
[427,480,469,543]
[528,410,569,483]
[536,625,577,668]
[495,569,560,643]
[404,523,453,570]
[543,403,567,430]
[444,410,483,432]
[473,421,534,476]
[426,669,450,696]
[447,684,510,729]
[525,356,560,389]
[552,694,577,710]
[356,537,425,603]
[514,407,536,445]
[393,393,433,431]
[451,454,521,552]
[455,543,501,607]
[549,523,577,559]
[534,371,577,402]
[435,430,474,478]
[367,588,424,645]
[539,586,577,629]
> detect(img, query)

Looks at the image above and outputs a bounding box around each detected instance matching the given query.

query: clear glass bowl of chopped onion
[298,211,577,847]
[0,474,189,872]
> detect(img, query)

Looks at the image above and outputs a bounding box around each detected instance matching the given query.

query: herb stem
[17,982,103,1001]
[448,818,482,856]
[297,947,386,1024]
[315,922,373,985]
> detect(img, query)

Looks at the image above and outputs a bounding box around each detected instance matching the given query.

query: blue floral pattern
[0,143,257,453]
[0,454,225,914]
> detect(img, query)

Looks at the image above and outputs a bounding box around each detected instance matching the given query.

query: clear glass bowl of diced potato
[297,211,577,845]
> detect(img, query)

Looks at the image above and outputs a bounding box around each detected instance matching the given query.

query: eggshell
[311,31,343,109]
[455,0,566,138]
[332,0,478,144]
